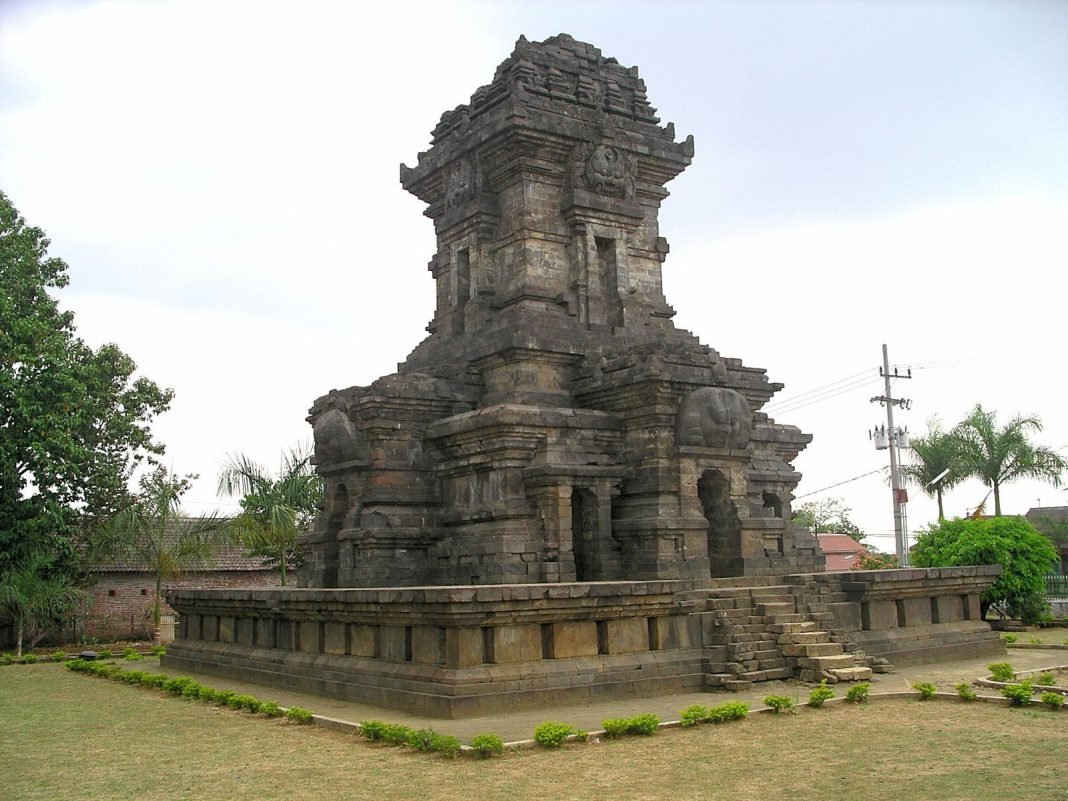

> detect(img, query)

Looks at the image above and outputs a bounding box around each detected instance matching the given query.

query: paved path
[148,647,1067,742]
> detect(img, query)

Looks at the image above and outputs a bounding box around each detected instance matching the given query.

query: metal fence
[1044,574,1068,599]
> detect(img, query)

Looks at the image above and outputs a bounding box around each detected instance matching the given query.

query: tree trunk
[993,482,1002,516]
[936,489,945,520]
[15,622,23,658]
[279,560,287,587]
[154,573,162,628]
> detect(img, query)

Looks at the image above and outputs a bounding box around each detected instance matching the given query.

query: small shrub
[987,662,1015,682]
[708,701,749,722]
[469,733,504,758]
[1029,636,1042,645]
[162,676,195,696]
[1000,681,1034,707]
[121,647,138,658]
[22,653,37,664]
[124,652,144,661]
[679,704,712,727]
[913,682,937,700]
[808,680,835,708]
[0,653,15,666]
[284,706,313,724]
[954,682,978,702]
[601,718,629,738]
[358,720,389,741]
[380,724,415,746]
[407,728,437,752]
[845,683,870,704]
[197,685,217,702]
[226,694,261,713]
[149,644,167,657]
[763,695,795,714]
[1036,672,1056,687]
[1039,692,1064,710]
[1002,633,1018,644]
[431,734,462,758]
[97,650,112,659]
[259,701,283,717]
[212,689,236,706]
[626,714,660,735]
[142,673,166,688]
[122,670,149,685]
[50,650,67,662]
[533,721,578,748]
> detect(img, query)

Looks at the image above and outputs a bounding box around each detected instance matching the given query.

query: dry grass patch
[2,664,1066,801]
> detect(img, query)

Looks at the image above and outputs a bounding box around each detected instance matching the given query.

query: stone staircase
[685,581,876,691]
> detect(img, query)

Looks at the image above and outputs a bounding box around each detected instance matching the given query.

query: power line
[768,375,883,416]
[794,467,888,500]
[766,368,874,410]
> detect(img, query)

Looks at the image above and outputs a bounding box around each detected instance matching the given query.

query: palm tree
[217,447,322,586]
[105,466,227,627]
[0,550,87,657]
[953,404,1067,517]
[900,418,965,520]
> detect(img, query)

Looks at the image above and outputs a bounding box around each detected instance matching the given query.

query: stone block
[827,602,862,632]
[254,618,274,648]
[932,595,964,624]
[411,626,444,665]
[445,627,484,667]
[897,598,932,627]
[235,617,254,646]
[490,624,543,664]
[650,615,695,650]
[861,600,898,630]
[599,618,649,654]
[298,621,321,653]
[380,625,409,662]
[963,593,981,621]
[202,615,218,641]
[350,624,378,658]
[323,622,347,655]
[218,616,235,643]
[545,621,598,658]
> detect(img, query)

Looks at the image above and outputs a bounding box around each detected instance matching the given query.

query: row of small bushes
[64,658,313,723]
[678,700,751,727]
[358,720,466,758]
[1,644,165,666]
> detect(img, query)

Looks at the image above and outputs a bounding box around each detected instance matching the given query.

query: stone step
[722,679,753,692]
[705,673,735,688]
[798,654,857,671]
[780,642,843,658]
[756,602,795,616]
[756,657,788,670]
[739,669,768,683]
[726,632,769,644]
[762,666,794,681]
[752,648,782,661]
[828,666,873,682]
[767,621,817,634]
[778,631,832,645]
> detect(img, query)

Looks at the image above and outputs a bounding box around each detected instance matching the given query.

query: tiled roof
[817,533,869,571]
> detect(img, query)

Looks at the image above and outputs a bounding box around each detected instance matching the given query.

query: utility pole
[869,344,912,566]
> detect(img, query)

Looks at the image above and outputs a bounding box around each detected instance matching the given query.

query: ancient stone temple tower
[300,34,822,588]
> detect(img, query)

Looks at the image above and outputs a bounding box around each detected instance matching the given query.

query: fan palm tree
[953,404,1067,517]
[0,549,87,657]
[217,446,322,587]
[105,465,227,627]
[900,418,965,520]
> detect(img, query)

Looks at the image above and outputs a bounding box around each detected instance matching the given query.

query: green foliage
[763,695,796,714]
[679,704,712,727]
[808,680,836,708]
[911,517,1057,622]
[954,682,978,701]
[379,724,415,746]
[21,653,37,664]
[791,497,864,541]
[1000,681,1034,706]
[0,549,88,657]
[49,650,66,662]
[102,466,228,626]
[430,734,462,758]
[258,701,283,717]
[97,649,112,659]
[217,447,322,586]
[912,682,937,700]
[0,191,172,583]
[1002,633,1018,644]
[709,701,749,722]
[358,720,389,741]
[406,728,437,752]
[1036,672,1056,687]
[533,721,579,748]
[1,652,14,665]
[469,733,504,757]
[845,683,870,703]
[988,662,1016,682]
[180,682,203,701]
[284,706,313,724]
[149,644,166,657]
[900,418,966,520]
[601,714,659,737]
[212,689,236,706]
[1039,692,1064,710]
[953,405,1066,517]
[227,694,261,713]
[161,676,196,696]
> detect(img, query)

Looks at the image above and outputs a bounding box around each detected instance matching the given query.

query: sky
[2,0,1067,554]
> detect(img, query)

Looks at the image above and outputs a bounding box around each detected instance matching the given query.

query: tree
[0,191,172,575]
[0,549,87,656]
[900,418,965,520]
[911,516,1058,622]
[791,497,865,542]
[953,404,1066,517]
[218,447,322,586]
[104,466,227,626]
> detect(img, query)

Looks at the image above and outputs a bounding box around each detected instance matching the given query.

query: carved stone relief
[676,387,752,449]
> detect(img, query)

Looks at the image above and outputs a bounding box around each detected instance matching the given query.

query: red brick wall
[82,570,276,641]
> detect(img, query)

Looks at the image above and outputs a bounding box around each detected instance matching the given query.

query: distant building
[816,533,870,571]
[82,533,274,641]
[1025,506,1067,573]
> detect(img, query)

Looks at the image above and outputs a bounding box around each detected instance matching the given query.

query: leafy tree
[0,549,87,656]
[104,466,227,626]
[0,191,172,574]
[217,447,322,586]
[900,418,965,520]
[854,548,898,570]
[953,404,1066,517]
[791,497,865,542]
[910,516,1058,622]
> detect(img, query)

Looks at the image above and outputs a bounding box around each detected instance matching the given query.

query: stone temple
[165,35,1003,716]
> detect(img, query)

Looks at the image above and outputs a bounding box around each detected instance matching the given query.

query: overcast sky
[3,0,1066,553]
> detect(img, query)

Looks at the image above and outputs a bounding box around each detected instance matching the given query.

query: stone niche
[164,35,1003,716]
[297,32,823,589]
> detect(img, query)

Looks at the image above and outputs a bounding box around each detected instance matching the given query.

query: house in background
[816,533,870,571]
[82,542,274,641]
[1025,506,1067,573]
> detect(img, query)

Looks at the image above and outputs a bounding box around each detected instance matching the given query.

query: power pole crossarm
[870,344,912,566]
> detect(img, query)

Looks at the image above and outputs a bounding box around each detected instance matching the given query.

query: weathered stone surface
[546,621,599,658]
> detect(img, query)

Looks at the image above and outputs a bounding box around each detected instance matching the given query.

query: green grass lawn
[2,663,1066,801]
